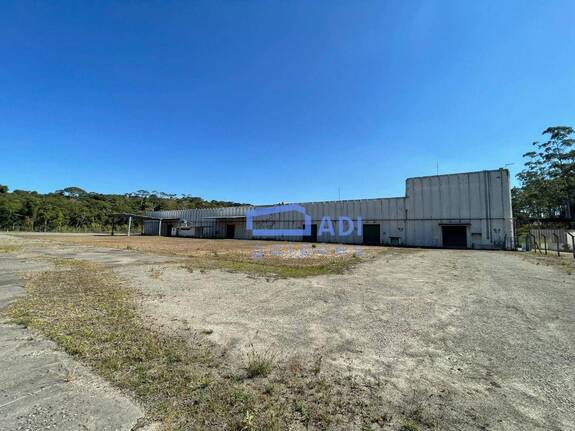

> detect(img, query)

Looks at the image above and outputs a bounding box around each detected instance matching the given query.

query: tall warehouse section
[144,169,514,249]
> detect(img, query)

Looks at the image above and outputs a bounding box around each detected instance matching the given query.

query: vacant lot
[16,233,389,278]
[17,233,384,259]
[1,233,574,430]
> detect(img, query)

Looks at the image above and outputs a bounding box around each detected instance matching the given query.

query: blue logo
[246,204,363,238]
[246,204,311,237]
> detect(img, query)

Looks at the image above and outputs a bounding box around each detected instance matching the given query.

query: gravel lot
[2,233,574,430]
[127,247,575,430]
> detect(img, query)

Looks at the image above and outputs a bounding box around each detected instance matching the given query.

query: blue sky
[1,1,574,204]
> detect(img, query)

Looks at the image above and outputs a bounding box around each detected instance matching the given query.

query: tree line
[0,187,244,232]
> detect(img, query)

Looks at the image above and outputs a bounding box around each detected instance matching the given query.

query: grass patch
[523,251,575,275]
[401,420,420,431]
[183,255,360,278]
[16,233,418,278]
[181,246,419,279]
[4,260,400,430]
[0,244,21,253]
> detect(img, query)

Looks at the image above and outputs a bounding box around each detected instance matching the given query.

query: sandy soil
[125,249,575,431]
[3,233,575,430]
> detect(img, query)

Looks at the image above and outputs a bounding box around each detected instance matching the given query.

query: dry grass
[5,260,401,430]
[182,253,364,278]
[522,251,575,275]
[0,244,21,253]
[15,233,414,278]
[15,234,380,258]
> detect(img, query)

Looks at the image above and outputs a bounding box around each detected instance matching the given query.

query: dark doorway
[163,223,174,237]
[442,225,467,248]
[226,224,236,239]
[303,224,317,242]
[363,224,380,245]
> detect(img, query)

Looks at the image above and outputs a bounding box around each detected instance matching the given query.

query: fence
[527,229,575,257]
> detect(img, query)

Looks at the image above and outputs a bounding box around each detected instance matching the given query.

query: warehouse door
[226,224,236,239]
[303,224,317,242]
[363,224,380,245]
[163,223,174,237]
[442,225,467,248]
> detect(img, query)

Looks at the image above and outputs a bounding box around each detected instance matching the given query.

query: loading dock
[363,224,381,245]
[441,225,468,248]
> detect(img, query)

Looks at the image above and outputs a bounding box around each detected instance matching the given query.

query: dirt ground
[2,233,575,430]
[16,232,382,260]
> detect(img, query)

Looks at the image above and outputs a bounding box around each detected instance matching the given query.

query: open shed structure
[110,213,181,236]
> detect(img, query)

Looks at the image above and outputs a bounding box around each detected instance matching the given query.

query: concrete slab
[0,236,146,431]
[0,321,144,431]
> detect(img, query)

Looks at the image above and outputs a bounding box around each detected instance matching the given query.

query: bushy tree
[514,126,575,220]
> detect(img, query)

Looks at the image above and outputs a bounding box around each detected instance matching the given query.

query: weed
[294,400,310,423]
[148,267,163,279]
[245,345,276,378]
[401,420,420,431]
[242,410,255,431]
[401,389,442,431]
[312,354,323,375]
[64,365,78,382]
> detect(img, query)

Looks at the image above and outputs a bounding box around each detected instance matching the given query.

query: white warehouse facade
[144,169,514,249]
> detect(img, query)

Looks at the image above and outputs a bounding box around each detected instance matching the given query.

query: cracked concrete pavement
[0,234,174,431]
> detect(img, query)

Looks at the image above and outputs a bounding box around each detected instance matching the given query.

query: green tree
[0,184,245,232]
[56,186,87,199]
[515,126,575,220]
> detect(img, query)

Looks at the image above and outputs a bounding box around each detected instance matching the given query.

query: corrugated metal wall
[143,169,514,249]
[530,229,575,251]
[405,169,513,248]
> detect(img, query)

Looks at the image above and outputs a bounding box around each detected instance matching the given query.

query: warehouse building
[144,169,514,249]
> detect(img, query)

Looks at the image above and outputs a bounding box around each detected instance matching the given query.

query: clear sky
[1,1,574,204]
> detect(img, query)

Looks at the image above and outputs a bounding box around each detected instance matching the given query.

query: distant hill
[0,185,246,232]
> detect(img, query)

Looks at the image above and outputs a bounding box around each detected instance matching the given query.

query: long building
[144,169,514,249]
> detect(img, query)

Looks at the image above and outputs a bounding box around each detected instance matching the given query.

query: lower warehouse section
[143,169,514,250]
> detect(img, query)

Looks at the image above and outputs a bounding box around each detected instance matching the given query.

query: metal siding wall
[144,169,512,249]
[404,169,512,248]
